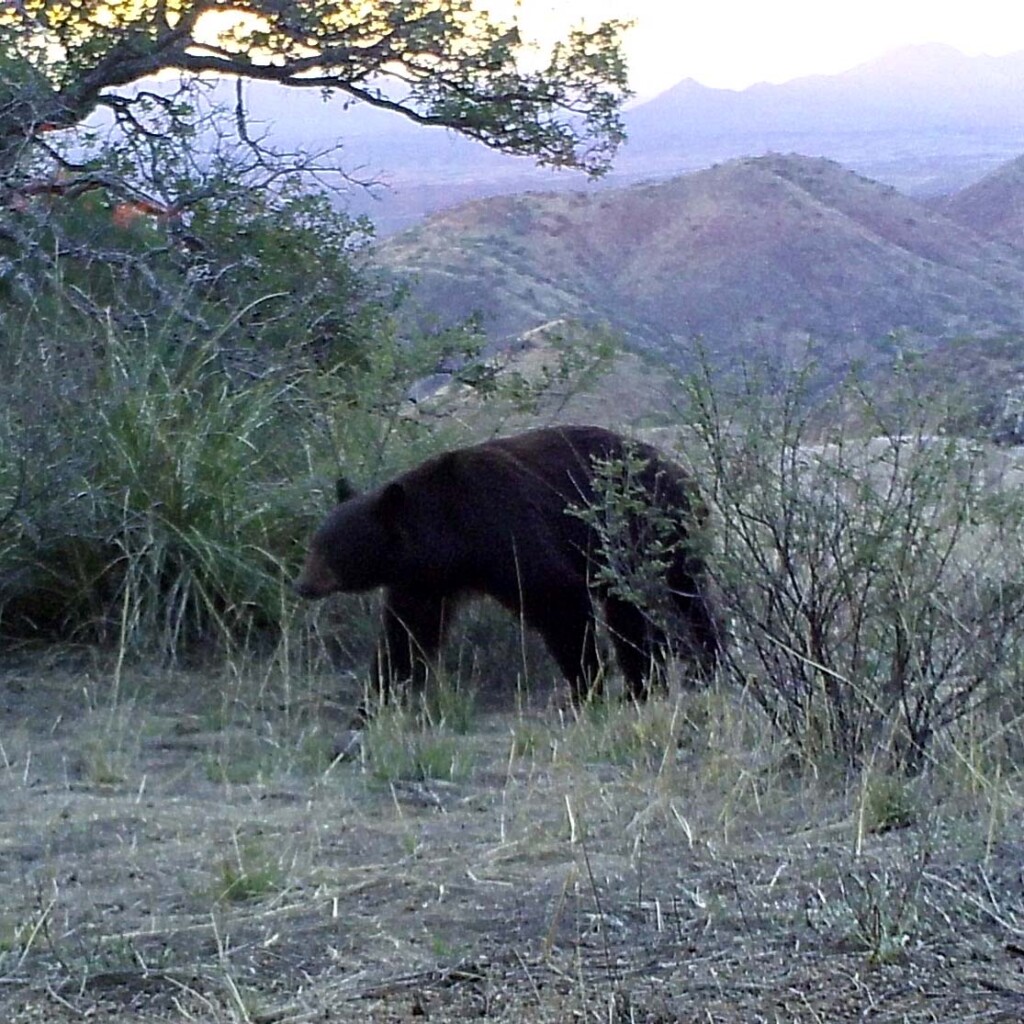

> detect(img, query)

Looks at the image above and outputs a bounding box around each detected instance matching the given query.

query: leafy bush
[0,75,506,655]
[1,327,306,647]
[685,356,1024,772]
[0,201,594,661]
[0,6,631,690]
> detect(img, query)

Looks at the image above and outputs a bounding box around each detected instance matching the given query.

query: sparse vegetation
[686,354,1024,773]
[0,664,1022,1021]
[2,8,1024,1023]
[214,836,287,904]
[376,154,1024,384]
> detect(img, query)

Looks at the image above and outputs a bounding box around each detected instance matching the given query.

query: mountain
[629,45,1024,136]
[616,44,1024,196]
[929,154,1024,243]
[227,45,1024,233]
[374,153,1024,380]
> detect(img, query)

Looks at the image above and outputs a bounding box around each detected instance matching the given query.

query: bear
[293,425,723,719]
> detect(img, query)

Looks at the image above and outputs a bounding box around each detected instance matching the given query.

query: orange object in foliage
[111,199,178,228]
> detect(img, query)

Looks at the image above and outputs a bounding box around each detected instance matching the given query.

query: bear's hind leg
[666,564,724,684]
[604,596,668,702]
[528,590,603,706]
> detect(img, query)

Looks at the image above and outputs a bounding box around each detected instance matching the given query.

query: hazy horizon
[494,0,1024,98]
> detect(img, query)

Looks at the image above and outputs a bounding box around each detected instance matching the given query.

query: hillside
[930,154,1024,244]
[375,153,1024,380]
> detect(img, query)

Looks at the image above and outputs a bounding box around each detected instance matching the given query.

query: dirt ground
[0,657,1023,1023]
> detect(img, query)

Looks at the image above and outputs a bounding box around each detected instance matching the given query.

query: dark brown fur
[294,426,723,717]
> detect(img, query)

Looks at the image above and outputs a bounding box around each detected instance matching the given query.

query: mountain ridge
[223,44,1024,233]
[375,152,1024,381]
[628,44,1024,141]
[930,155,1024,243]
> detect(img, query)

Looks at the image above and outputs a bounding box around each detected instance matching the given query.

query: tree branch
[3,0,628,175]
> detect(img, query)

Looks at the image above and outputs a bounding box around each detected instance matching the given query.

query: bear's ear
[376,481,406,529]
[335,477,358,504]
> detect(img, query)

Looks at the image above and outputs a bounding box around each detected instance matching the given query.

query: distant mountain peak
[623,44,1024,170]
[853,41,974,74]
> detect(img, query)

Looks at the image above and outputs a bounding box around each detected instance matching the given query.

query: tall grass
[89,332,311,648]
[0,284,505,660]
[1,314,330,654]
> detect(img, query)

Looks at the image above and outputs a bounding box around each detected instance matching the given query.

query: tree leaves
[2,0,629,175]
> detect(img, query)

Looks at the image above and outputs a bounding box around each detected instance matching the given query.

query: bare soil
[0,658,1022,1023]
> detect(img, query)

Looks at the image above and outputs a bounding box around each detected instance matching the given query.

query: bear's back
[473,425,627,499]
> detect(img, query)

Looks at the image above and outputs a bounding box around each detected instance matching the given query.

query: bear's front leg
[360,588,454,721]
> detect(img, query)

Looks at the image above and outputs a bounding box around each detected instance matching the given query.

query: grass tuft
[363,705,473,782]
[215,838,285,904]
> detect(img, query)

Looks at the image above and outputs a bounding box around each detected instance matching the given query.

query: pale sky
[504,0,1024,98]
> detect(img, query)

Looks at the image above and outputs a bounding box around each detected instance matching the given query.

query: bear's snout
[291,578,321,599]
[292,557,340,600]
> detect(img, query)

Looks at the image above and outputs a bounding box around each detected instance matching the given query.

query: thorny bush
[685,358,1024,773]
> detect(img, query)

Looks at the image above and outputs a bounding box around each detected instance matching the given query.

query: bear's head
[293,463,458,600]
[292,481,402,598]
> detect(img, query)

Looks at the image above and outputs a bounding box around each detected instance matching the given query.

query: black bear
[294,425,722,716]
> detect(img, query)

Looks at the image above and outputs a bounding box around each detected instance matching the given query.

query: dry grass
[0,655,1023,1023]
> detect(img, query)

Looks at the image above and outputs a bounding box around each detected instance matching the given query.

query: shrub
[685,356,1024,772]
[0,326,312,648]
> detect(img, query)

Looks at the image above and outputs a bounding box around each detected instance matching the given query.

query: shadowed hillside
[930,154,1024,244]
[376,153,1024,380]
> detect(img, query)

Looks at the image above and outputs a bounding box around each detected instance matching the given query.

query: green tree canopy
[1,0,629,179]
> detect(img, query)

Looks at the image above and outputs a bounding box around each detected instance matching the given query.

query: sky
[503,0,1024,98]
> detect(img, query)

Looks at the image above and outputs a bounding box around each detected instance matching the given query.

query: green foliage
[686,353,1024,772]
[564,441,716,691]
[860,774,919,835]
[0,294,512,654]
[1,147,386,370]
[1,326,306,647]
[419,672,478,736]
[564,698,679,771]
[215,839,285,903]
[0,0,628,670]
[1,1,627,175]
[0,187,585,661]
[0,0,626,637]
[836,852,929,964]
[183,185,384,357]
[363,706,472,782]
[571,449,688,610]
[0,68,561,657]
